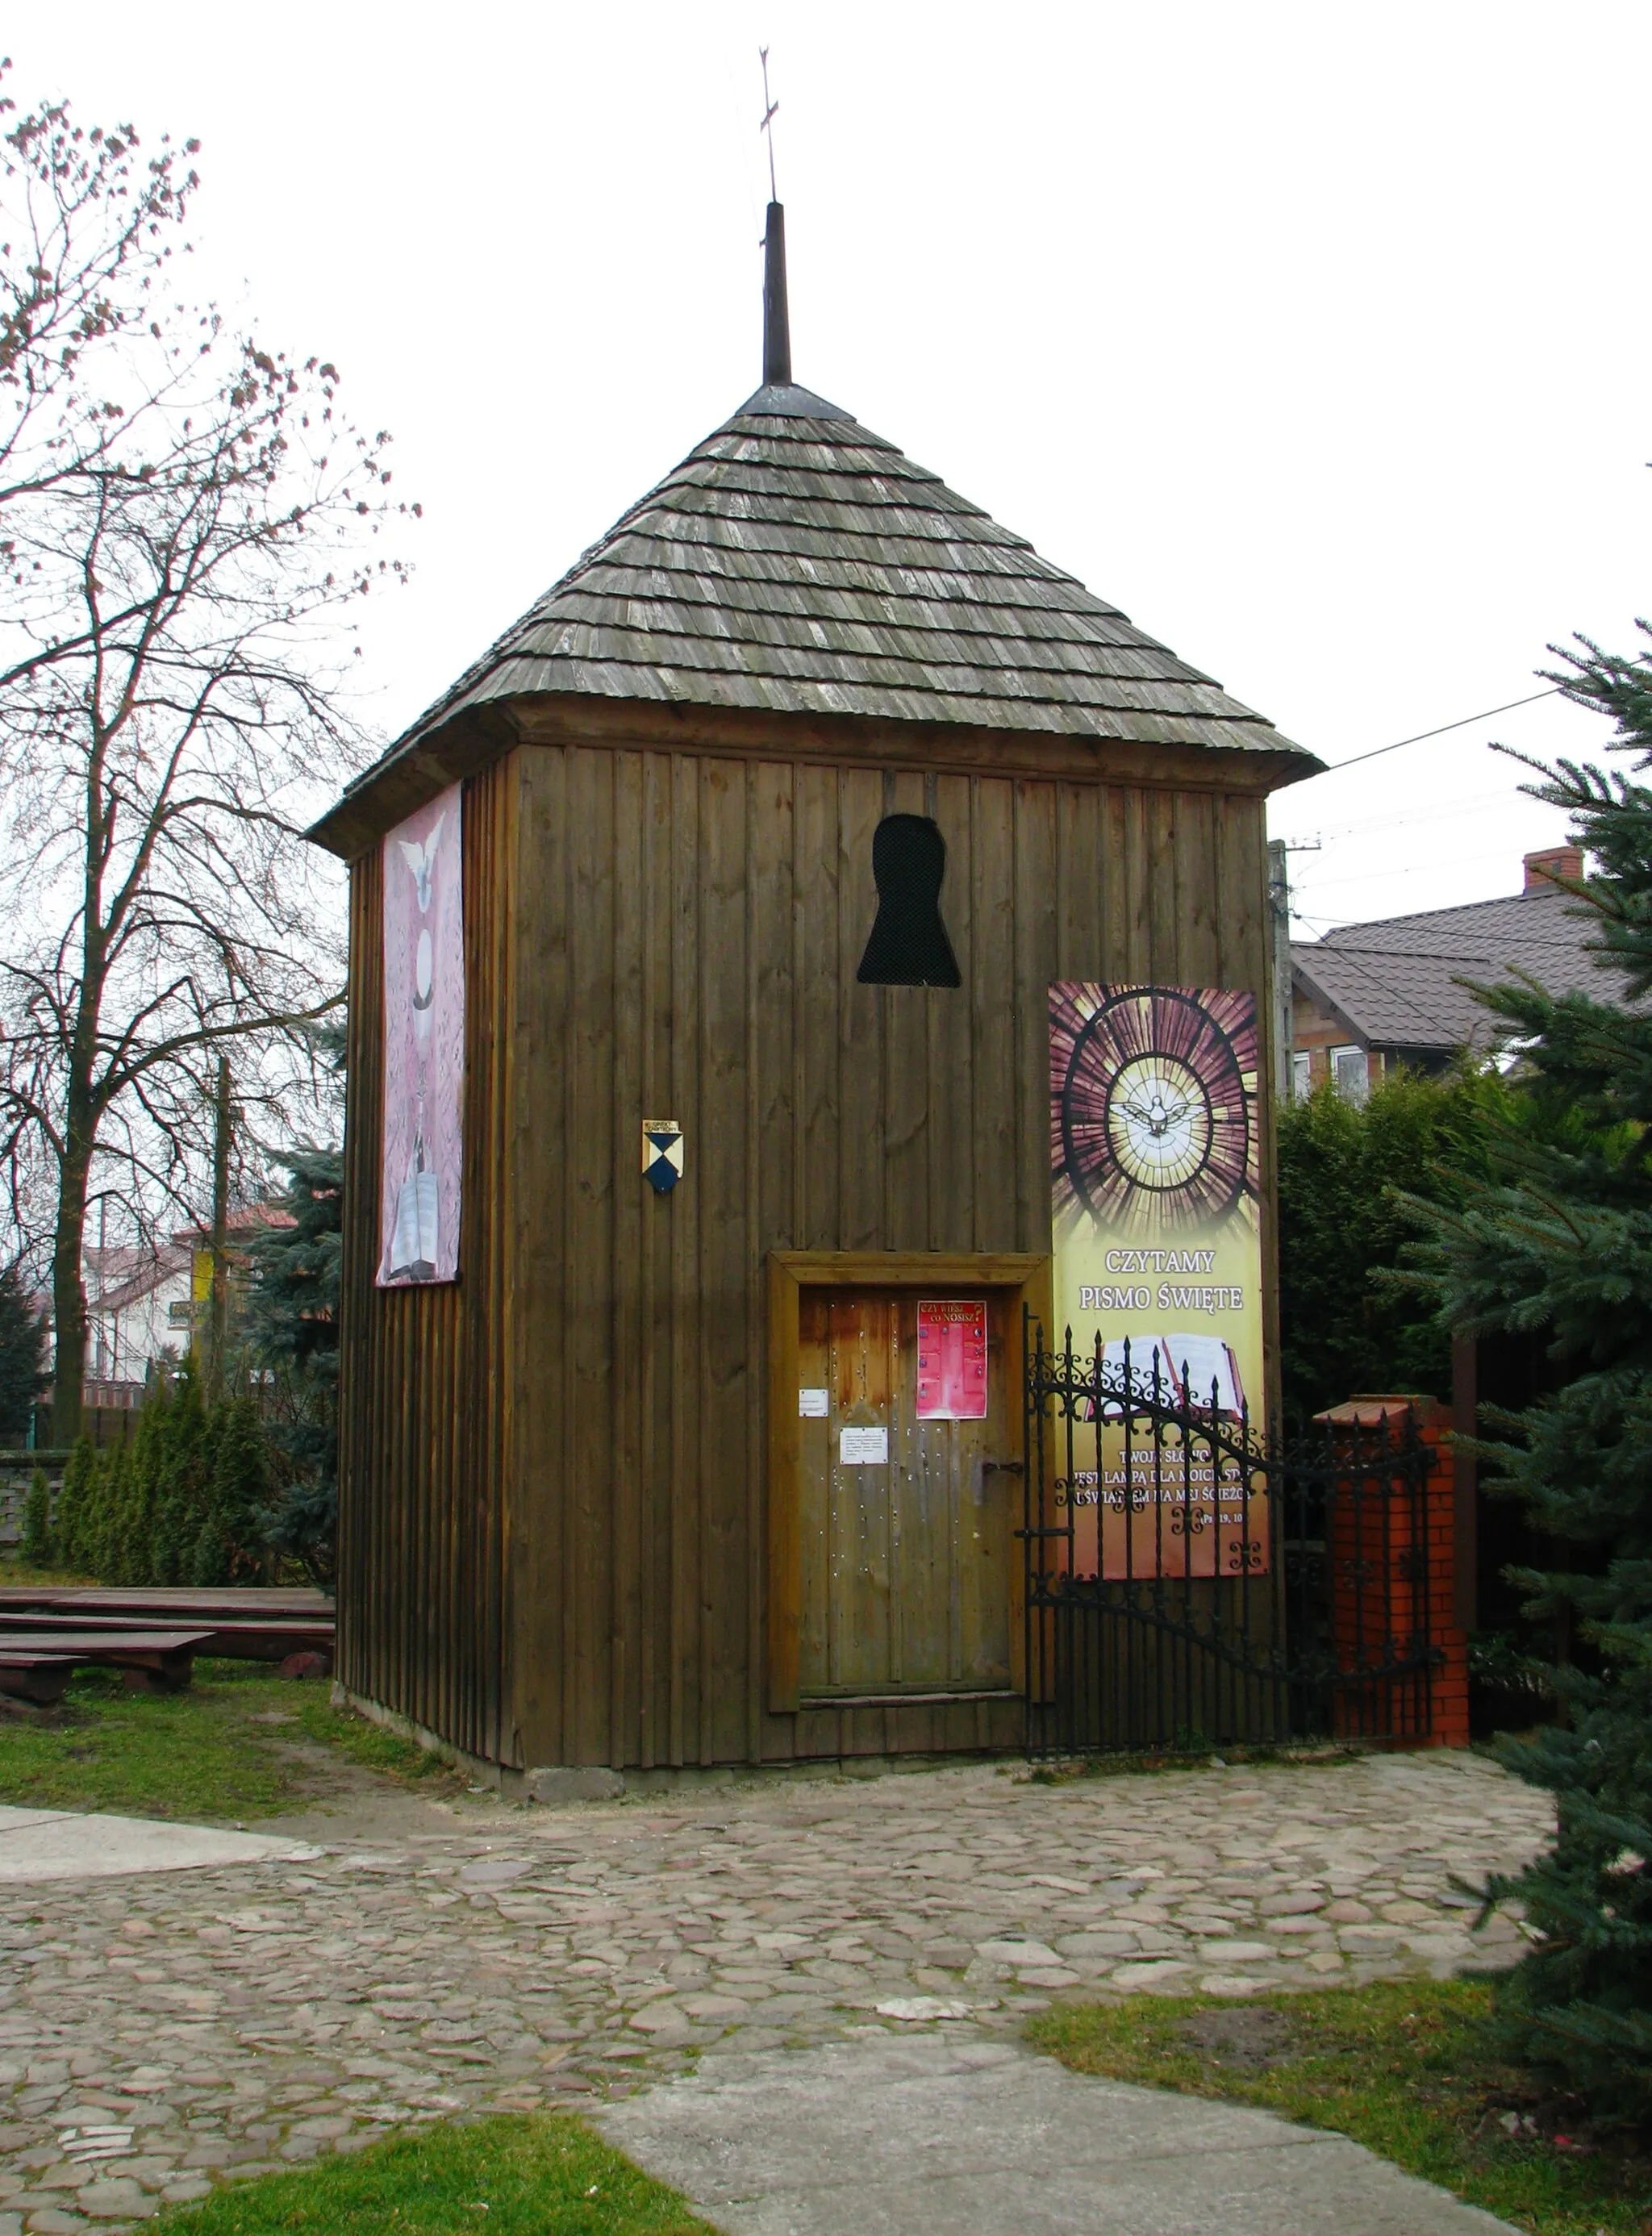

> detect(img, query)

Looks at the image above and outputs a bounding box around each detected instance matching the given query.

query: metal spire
[758,48,791,388]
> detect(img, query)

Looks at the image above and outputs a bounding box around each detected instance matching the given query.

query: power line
[1290,838,1531,895]
[1283,779,1533,848]
[1309,687,1561,777]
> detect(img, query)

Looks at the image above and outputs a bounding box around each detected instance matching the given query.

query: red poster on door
[916,1300,988,1420]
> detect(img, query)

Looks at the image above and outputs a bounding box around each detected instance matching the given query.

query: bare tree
[0,67,415,1439]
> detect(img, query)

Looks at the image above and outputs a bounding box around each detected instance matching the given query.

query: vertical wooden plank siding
[836,771,883,1252]
[513,745,569,1762]
[927,773,974,1254]
[699,759,750,1765]
[668,753,701,1765]
[749,762,795,1756]
[569,745,615,1763]
[1012,781,1058,1258]
[346,745,1274,1771]
[611,753,646,1767]
[336,753,516,1764]
[882,767,930,1254]
[970,779,1017,1254]
[638,751,674,1767]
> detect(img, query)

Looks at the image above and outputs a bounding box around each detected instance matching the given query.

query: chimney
[1524,845,1584,892]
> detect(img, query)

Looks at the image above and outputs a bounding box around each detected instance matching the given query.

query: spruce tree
[245,1146,340,1584]
[0,1263,48,1441]
[1413,624,1652,2122]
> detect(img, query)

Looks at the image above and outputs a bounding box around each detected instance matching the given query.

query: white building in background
[82,1243,190,1395]
[80,1204,294,1400]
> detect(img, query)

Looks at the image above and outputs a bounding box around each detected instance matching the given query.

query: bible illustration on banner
[1049,983,1266,1579]
[378,784,464,1287]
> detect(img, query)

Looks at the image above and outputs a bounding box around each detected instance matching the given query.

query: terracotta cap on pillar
[1313,1393,1446,1429]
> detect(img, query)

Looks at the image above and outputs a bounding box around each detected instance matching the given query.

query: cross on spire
[759,46,779,202]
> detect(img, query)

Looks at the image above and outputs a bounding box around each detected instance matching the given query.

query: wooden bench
[0,1612,333,1665]
[0,1629,212,1702]
[0,1587,332,1618]
[0,1653,75,1706]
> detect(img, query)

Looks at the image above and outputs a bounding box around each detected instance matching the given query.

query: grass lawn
[0,1554,96,1587]
[1030,1977,1652,2236]
[0,1658,457,1820]
[150,2113,715,2234]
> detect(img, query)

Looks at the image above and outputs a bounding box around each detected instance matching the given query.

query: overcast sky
[21,1,1651,935]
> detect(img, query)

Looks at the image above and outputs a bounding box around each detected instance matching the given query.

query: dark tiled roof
[1293,883,1612,1052]
[341,383,1313,799]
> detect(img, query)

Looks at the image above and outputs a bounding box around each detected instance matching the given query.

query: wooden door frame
[766,1250,1053,1715]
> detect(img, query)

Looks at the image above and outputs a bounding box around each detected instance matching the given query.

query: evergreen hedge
[1276,1066,1505,1424]
[51,1362,268,1586]
[20,1467,51,1567]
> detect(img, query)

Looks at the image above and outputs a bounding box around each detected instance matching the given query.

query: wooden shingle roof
[320,380,1315,842]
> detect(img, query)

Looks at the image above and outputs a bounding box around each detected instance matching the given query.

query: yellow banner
[1048,983,1267,1580]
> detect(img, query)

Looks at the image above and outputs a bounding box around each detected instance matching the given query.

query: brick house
[1290,845,1598,1099]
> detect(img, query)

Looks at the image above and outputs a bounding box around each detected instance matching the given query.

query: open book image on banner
[1100,1333,1244,1416]
[1049,983,1266,1579]
[378,784,464,1286]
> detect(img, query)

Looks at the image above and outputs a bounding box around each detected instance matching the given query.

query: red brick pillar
[1313,1395,1470,1749]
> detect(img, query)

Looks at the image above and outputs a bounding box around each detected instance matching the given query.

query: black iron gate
[1021,1318,1440,1755]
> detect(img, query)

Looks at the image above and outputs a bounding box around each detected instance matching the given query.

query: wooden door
[796,1288,1015,1698]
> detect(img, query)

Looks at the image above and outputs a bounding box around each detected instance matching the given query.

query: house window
[856,815,961,987]
[1331,1045,1369,1105]
[1291,1050,1312,1100]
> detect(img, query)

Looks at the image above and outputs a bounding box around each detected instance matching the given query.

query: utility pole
[1266,839,1294,1106]
[208,1053,231,1399]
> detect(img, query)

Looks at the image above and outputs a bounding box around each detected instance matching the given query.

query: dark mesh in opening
[856,814,962,988]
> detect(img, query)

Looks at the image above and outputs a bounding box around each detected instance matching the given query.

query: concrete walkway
[593,2032,1518,2235]
[0,1805,319,1883]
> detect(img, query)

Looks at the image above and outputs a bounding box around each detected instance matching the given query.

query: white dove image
[397,813,445,913]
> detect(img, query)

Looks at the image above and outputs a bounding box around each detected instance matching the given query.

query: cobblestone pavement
[0,1750,1550,2231]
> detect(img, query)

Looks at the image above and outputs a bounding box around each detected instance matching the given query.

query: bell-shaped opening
[856,813,962,988]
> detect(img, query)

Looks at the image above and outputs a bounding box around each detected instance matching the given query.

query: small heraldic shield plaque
[642,1118,684,1195]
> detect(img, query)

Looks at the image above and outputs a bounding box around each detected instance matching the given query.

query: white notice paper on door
[799,1387,829,1418]
[840,1425,889,1466]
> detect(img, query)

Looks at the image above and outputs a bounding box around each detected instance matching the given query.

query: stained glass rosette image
[1050,984,1258,1238]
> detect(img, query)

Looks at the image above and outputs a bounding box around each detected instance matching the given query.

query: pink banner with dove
[378,783,464,1286]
